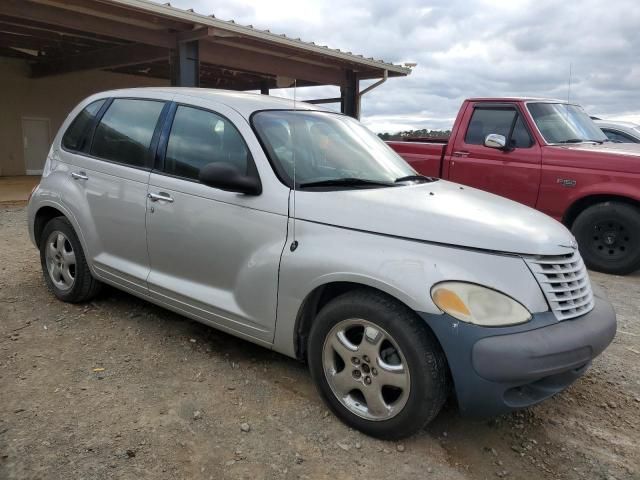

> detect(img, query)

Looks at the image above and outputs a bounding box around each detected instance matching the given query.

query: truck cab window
[465,108,532,148]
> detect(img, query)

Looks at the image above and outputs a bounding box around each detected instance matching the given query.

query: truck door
[448,104,541,207]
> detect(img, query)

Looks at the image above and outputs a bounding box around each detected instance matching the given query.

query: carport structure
[0,0,410,177]
[1,0,413,110]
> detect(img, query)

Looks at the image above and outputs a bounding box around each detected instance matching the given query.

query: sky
[159,0,640,133]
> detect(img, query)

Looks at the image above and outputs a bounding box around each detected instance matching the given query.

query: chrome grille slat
[524,250,595,321]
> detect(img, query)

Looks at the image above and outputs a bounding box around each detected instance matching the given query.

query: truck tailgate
[387,141,447,178]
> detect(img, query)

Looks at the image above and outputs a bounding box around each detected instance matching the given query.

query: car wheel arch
[292,281,439,362]
[33,202,91,263]
[34,206,67,247]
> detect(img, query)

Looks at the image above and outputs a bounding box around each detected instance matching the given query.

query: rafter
[0,0,174,48]
[31,43,168,77]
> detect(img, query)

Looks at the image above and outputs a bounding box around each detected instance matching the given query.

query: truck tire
[39,216,102,303]
[307,289,449,439]
[571,202,640,275]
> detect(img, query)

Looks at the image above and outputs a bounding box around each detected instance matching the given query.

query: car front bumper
[419,285,617,417]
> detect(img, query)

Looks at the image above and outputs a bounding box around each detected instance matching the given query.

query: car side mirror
[199,162,262,195]
[484,133,507,150]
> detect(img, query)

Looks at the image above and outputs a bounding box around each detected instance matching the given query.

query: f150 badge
[557,178,577,188]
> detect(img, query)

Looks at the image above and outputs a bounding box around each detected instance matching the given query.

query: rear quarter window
[61,99,106,152]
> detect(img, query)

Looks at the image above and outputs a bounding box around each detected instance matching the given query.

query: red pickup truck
[388,98,640,275]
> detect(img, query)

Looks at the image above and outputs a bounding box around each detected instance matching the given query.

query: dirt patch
[1,205,638,479]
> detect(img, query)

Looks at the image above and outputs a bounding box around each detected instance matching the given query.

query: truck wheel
[572,202,640,275]
[307,289,449,440]
[39,216,102,303]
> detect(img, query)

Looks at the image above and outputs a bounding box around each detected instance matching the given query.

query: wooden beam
[31,43,168,77]
[306,97,342,105]
[0,15,127,45]
[177,27,238,43]
[0,31,68,54]
[199,41,345,86]
[0,0,174,48]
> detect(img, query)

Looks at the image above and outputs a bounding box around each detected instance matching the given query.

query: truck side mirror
[484,133,507,150]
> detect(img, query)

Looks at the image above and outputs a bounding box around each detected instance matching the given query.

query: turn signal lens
[431,282,531,327]
[432,288,471,321]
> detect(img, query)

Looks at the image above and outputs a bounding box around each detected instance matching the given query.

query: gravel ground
[1,205,639,480]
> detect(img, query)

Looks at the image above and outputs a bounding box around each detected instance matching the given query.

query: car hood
[294,180,575,256]
[557,141,640,157]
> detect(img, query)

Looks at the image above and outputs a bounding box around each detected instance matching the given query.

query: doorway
[22,117,50,175]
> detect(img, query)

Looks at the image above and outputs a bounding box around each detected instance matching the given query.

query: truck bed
[387,140,448,178]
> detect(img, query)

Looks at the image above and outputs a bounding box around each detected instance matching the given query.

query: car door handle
[71,171,88,180]
[452,151,469,158]
[148,192,174,203]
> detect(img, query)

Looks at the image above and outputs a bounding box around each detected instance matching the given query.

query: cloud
[160,0,640,132]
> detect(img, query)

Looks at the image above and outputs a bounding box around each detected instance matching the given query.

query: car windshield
[527,103,607,144]
[252,110,418,188]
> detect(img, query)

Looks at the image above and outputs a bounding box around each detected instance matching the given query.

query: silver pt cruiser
[28,88,617,439]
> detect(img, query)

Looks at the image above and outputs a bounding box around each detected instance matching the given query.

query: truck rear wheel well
[563,195,640,228]
[294,282,437,362]
[34,206,65,247]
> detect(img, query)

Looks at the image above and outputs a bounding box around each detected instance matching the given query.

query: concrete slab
[0,176,40,204]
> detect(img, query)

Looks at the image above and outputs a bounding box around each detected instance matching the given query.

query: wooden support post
[260,80,269,95]
[171,40,199,87]
[340,70,359,118]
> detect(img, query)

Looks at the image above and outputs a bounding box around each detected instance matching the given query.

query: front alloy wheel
[322,319,410,421]
[308,289,449,439]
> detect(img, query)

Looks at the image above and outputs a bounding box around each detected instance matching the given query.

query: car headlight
[430,281,531,327]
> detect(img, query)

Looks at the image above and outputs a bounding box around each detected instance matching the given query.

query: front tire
[572,202,640,275]
[39,217,101,303]
[307,289,449,440]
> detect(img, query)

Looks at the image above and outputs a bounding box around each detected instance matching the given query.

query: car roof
[90,87,326,118]
[594,120,640,129]
[467,97,567,103]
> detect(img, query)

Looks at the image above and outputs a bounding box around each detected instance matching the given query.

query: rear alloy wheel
[44,230,76,292]
[572,202,640,275]
[308,289,449,439]
[39,217,102,303]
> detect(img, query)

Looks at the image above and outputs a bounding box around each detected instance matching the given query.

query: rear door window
[164,105,251,180]
[90,99,165,168]
[62,99,106,152]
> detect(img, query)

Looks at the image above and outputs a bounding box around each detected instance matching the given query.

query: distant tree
[378,129,451,141]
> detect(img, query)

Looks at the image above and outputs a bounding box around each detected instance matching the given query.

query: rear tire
[572,202,640,275]
[39,217,102,303]
[307,289,449,440]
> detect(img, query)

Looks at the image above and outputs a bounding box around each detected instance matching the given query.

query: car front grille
[524,250,595,321]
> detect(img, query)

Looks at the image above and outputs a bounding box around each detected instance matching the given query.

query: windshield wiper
[558,138,604,144]
[394,174,436,183]
[299,178,396,188]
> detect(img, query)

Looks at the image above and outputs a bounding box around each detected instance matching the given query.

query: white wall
[0,57,168,176]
